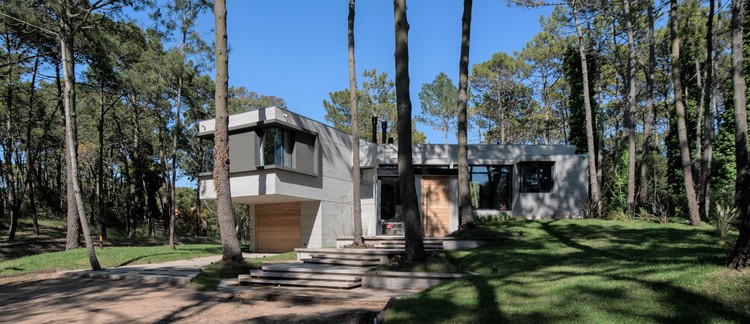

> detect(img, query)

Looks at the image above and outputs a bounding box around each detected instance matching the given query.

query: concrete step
[261,263,369,275]
[308,253,382,261]
[296,248,402,256]
[248,278,362,289]
[302,258,380,267]
[249,270,361,282]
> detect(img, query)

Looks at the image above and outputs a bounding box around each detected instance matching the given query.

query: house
[198,106,589,252]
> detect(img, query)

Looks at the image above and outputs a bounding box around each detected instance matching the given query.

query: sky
[165,1,555,186]
[185,1,554,144]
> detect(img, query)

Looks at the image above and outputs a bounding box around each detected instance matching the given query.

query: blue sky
[188,1,553,144]
[170,1,554,186]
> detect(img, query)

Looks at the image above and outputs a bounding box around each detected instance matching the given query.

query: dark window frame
[519,162,554,193]
[469,165,513,210]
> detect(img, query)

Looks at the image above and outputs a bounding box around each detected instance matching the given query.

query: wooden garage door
[421,177,450,237]
[255,202,301,253]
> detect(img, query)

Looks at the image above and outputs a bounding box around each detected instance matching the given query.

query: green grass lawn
[385,218,750,323]
[0,244,223,276]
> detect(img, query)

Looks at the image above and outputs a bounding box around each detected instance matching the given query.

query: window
[520,162,554,193]
[469,165,512,210]
[256,127,317,174]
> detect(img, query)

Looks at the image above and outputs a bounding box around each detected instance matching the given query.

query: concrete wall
[361,143,577,166]
[511,154,589,218]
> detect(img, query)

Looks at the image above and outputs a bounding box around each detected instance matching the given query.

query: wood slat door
[421,177,450,237]
[255,202,301,253]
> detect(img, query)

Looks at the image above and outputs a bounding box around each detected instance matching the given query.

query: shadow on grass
[386,219,749,323]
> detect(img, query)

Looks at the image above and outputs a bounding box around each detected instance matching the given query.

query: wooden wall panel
[255,202,301,253]
[421,177,451,237]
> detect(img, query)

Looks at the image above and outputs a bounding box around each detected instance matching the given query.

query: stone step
[308,253,383,261]
[248,278,362,289]
[261,263,369,275]
[302,258,380,267]
[296,248,402,256]
[249,270,361,282]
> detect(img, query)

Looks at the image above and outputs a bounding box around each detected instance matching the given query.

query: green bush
[711,204,739,242]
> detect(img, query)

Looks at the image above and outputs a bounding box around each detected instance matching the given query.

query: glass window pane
[469,165,512,210]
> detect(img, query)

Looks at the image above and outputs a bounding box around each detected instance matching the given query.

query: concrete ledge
[362,271,467,290]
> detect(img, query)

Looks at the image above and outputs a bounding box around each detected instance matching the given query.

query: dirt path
[0,274,384,323]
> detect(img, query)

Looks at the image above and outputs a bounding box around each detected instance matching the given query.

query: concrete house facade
[198,107,589,253]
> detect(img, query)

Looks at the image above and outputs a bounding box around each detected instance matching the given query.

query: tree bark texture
[572,0,601,218]
[670,0,702,226]
[458,0,474,228]
[624,0,637,217]
[639,0,657,206]
[348,0,364,246]
[393,0,424,263]
[729,0,750,270]
[60,31,101,270]
[213,0,243,262]
[700,0,716,221]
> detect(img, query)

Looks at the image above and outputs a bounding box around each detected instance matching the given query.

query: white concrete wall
[300,201,322,248]
[512,154,589,218]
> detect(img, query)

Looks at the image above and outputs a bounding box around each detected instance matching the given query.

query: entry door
[421,177,451,237]
[255,202,301,253]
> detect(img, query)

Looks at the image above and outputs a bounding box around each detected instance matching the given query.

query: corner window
[258,127,292,167]
[256,126,317,174]
[520,162,554,193]
[469,165,512,210]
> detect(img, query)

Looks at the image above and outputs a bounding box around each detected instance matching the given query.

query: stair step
[249,270,361,282]
[296,248,402,256]
[308,254,382,261]
[249,278,361,289]
[261,263,369,275]
[302,258,380,267]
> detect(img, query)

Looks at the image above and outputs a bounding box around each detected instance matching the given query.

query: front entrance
[255,202,301,253]
[421,176,450,237]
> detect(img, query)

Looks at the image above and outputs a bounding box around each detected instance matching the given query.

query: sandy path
[0,274,384,323]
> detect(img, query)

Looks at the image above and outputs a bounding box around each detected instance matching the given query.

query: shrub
[711,204,739,241]
[608,209,630,222]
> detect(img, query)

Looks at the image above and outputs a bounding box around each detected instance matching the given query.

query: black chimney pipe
[371,116,377,143]
[381,120,387,144]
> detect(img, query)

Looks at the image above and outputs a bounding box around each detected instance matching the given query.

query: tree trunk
[639,0,657,206]
[60,32,101,270]
[700,0,716,221]
[670,0,701,226]
[169,75,182,249]
[458,0,474,228]
[27,55,40,236]
[624,0,637,217]
[5,53,19,241]
[728,0,750,270]
[393,0,424,263]
[572,0,601,217]
[213,0,243,262]
[348,0,364,246]
[97,90,107,239]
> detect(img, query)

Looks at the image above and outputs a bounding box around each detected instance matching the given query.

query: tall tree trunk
[572,0,601,217]
[4,50,19,241]
[213,0,243,262]
[393,0,424,263]
[169,75,182,249]
[60,32,101,270]
[700,0,716,220]
[97,90,107,239]
[624,0,637,217]
[670,0,701,226]
[348,0,364,246]
[458,0,474,228]
[639,0,657,206]
[728,0,750,269]
[27,55,40,236]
